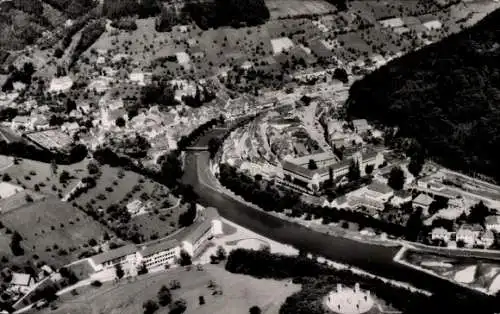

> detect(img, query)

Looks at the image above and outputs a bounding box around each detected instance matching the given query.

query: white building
[182,207,223,257]
[137,239,180,269]
[10,273,35,294]
[431,227,450,243]
[89,244,138,272]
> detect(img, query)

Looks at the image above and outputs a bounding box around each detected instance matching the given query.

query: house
[480,230,495,248]
[270,37,294,55]
[365,182,394,202]
[485,216,500,233]
[137,239,180,270]
[392,190,412,206]
[181,207,223,257]
[456,224,483,247]
[89,244,138,272]
[413,193,434,215]
[352,119,370,134]
[431,227,450,242]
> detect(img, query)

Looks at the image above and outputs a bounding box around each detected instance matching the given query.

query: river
[181,132,489,296]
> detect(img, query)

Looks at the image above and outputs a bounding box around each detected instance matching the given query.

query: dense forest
[347,9,500,182]
[102,0,160,19]
[184,0,270,30]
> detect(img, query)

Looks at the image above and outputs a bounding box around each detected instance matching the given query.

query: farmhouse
[423,20,442,31]
[10,115,33,131]
[89,244,138,272]
[126,199,144,215]
[24,129,73,152]
[137,239,180,269]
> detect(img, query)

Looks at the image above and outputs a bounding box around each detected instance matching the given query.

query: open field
[265,0,336,19]
[36,264,300,314]
[0,156,88,199]
[0,197,110,268]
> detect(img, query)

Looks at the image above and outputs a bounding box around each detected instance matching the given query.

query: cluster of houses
[88,207,223,272]
[431,224,496,249]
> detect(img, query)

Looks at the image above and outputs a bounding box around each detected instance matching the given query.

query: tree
[333,68,348,83]
[116,117,126,127]
[138,263,148,275]
[169,299,187,314]
[178,203,196,227]
[2,173,11,182]
[198,295,205,305]
[115,263,124,279]
[59,170,71,184]
[347,160,360,182]
[216,246,227,260]
[308,159,318,170]
[388,166,405,190]
[87,161,100,175]
[365,164,374,175]
[468,201,491,225]
[10,231,24,256]
[249,306,262,314]
[179,250,192,266]
[408,155,424,177]
[65,98,76,114]
[143,300,159,314]
[208,138,222,159]
[157,285,172,306]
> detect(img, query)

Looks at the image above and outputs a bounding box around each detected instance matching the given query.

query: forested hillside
[346,9,500,182]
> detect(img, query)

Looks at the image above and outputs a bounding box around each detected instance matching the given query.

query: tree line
[184,0,270,30]
[218,163,405,236]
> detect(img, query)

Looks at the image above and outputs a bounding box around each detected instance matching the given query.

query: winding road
[181,129,496,296]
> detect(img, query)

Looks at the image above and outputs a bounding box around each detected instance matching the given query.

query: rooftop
[287,151,336,167]
[11,273,32,286]
[366,182,393,195]
[139,239,179,258]
[413,193,434,206]
[90,244,137,266]
[485,215,500,225]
